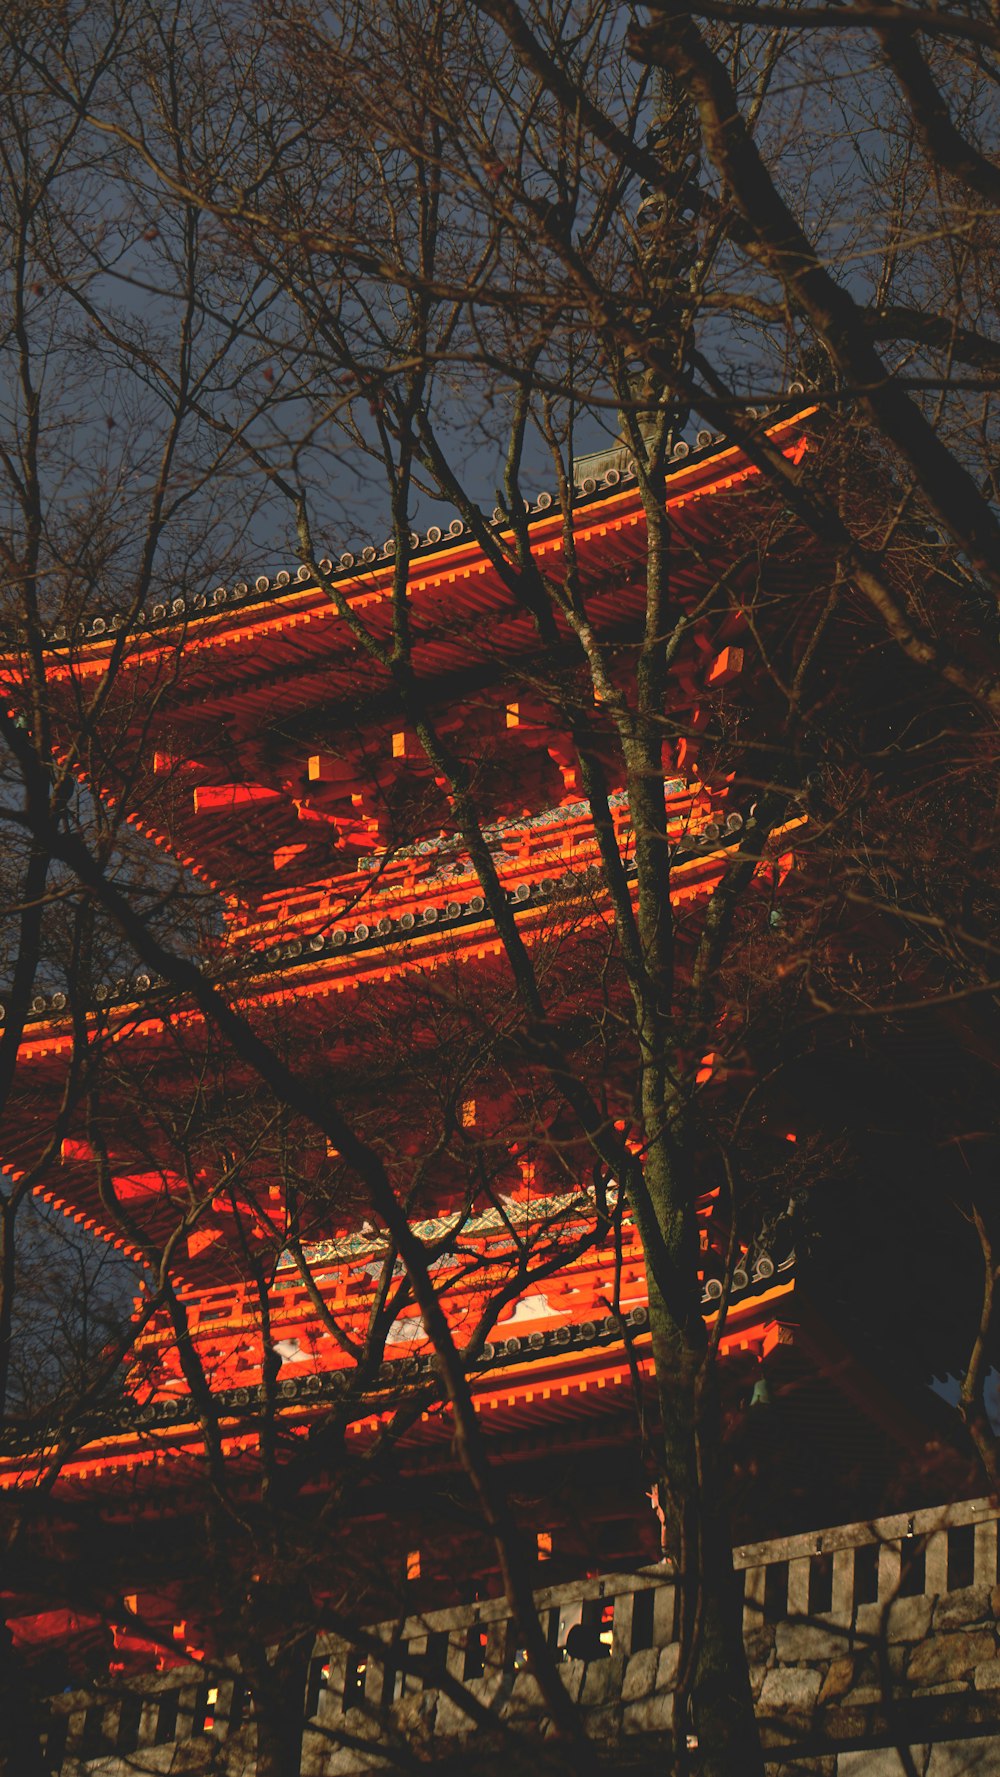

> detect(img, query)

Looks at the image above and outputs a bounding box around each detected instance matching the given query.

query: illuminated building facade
[1,411,930,1684]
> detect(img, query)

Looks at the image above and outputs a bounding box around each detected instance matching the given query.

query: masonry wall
[44,1496,1000,1776]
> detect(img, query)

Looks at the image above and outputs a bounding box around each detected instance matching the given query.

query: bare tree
[0,4,998,1776]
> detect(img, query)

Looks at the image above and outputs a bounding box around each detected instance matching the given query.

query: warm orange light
[707,646,743,686]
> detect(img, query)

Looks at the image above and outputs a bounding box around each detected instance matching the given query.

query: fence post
[974,1516,998,1588]
[877,1541,901,1602]
[924,1530,948,1596]
[743,1565,766,1638]
[787,1556,811,1616]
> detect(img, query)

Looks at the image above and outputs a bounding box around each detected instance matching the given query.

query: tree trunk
[242,1637,312,1777]
[0,1624,47,1777]
[648,1284,763,1777]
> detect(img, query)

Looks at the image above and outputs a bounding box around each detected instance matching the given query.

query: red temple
[0,412,940,1680]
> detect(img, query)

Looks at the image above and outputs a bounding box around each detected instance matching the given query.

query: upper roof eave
[3,407,816,674]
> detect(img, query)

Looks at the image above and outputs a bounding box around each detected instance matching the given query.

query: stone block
[974,1659,1000,1689]
[391,1689,436,1737]
[837,1684,885,1707]
[758,1665,822,1713]
[341,1706,383,1744]
[907,1629,995,1687]
[84,1754,172,1777]
[838,1749,928,1776]
[559,1657,585,1704]
[849,1646,902,1687]
[622,1647,659,1702]
[927,1740,1000,1775]
[845,1641,877,1684]
[852,1603,885,1643]
[325,1750,393,1777]
[818,1656,856,1705]
[745,1625,777,1665]
[622,1688,674,1735]
[301,1729,334,1777]
[657,1642,680,1690]
[855,1594,933,1644]
[776,1618,851,1663]
[168,1748,238,1776]
[434,1691,480,1737]
[934,1586,991,1631]
[888,1643,909,1679]
[887,1593,935,1642]
[584,1702,622,1740]
[218,1751,256,1777]
[580,1654,622,1706]
[507,1670,543,1711]
[764,1761,835,1776]
[749,1662,769,1700]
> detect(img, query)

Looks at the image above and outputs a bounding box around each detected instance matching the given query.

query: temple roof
[2,811,803,1274]
[7,797,788,1030]
[1,411,813,659]
[0,411,815,904]
[0,1264,796,1493]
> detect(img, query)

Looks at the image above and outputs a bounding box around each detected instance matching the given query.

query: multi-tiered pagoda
[1,411,933,1686]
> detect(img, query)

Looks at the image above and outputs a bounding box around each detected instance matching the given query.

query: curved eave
[0,415,815,902]
[3,816,805,1265]
[11,823,807,1060]
[11,411,815,680]
[0,1281,795,1489]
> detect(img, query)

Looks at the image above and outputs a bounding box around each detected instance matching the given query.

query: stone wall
[43,1496,1000,1775]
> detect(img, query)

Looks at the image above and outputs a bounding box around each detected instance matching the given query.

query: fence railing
[44,1494,1000,1770]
